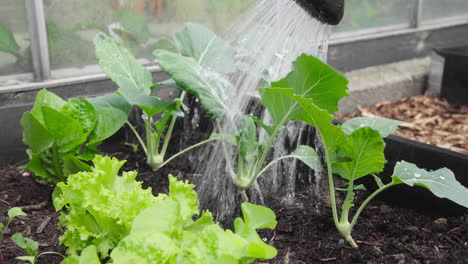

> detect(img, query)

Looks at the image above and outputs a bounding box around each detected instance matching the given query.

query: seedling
[260,58,468,247]
[92,24,231,171]
[12,233,65,264]
[0,207,26,242]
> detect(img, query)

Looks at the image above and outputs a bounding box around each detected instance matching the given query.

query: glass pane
[43,0,256,76]
[422,0,468,22]
[0,0,33,81]
[334,0,412,33]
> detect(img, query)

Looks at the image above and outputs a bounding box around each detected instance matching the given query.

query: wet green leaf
[392,161,468,207]
[342,117,401,137]
[174,23,235,73]
[333,127,386,180]
[290,145,322,172]
[154,50,234,119]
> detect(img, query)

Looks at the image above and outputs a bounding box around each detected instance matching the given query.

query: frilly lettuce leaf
[54,155,159,258]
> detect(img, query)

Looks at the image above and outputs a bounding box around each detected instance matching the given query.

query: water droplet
[404,168,408,171]
[414,173,421,178]
[360,123,367,128]
[440,176,445,180]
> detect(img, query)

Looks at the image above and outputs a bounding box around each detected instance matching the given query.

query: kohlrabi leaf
[30,89,66,125]
[154,49,233,119]
[260,88,346,153]
[88,93,132,115]
[239,116,257,159]
[42,106,86,151]
[61,99,97,137]
[117,77,178,116]
[174,23,235,73]
[392,161,468,207]
[333,127,386,180]
[88,107,128,145]
[11,233,39,257]
[290,145,322,172]
[94,33,153,94]
[247,114,275,136]
[8,207,26,220]
[341,117,401,137]
[270,54,349,114]
[20,112,54,153]
[0,24,20,55]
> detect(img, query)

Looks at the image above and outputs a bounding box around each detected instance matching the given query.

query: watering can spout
[294,0,344,25]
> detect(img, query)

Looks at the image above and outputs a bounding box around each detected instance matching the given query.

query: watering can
[294,0,345,25]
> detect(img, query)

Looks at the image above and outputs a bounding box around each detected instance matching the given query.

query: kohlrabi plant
[54,155,277,263]
[20,89,127,183]
[258,56,468,248]
[92,24,234,171]
[156,37,468,248]
[154,36,331,202]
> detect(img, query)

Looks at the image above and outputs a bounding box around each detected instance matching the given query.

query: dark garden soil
[1,152,467,264]
[335,95,468,154]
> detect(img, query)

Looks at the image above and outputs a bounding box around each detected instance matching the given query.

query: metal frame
[5,0,468,85]
[25,0,50,81]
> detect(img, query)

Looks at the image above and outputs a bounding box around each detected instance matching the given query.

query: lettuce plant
[92,29,222,171]
[259,59,468,247]
[55,155,277,263]
[53,155,159,260]
[20,89,127,183]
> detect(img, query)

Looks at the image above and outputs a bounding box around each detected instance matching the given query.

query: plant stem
[240,189,249,203]
[340,179,355,223]
[156,137,217,169]
[215,120,237,179]
[256,155,294,178]
[126,121,147,155]
[145,117,157,168]
[349,183,394,230]
[320,133,340,228]
[160,91,187,159]
[51,146,63,181]
[35,251,66,262]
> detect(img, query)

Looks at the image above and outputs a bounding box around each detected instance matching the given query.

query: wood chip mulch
[336,95,468,154]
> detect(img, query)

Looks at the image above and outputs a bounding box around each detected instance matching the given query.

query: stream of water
[192,0,332,220]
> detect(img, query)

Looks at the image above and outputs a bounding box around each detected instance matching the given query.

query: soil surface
[1,154,467,264]
[336,95,468,154]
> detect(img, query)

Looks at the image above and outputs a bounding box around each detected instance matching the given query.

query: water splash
[192,0,332,220]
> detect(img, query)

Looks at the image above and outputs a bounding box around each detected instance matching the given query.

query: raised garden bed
[1,141,468,263]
